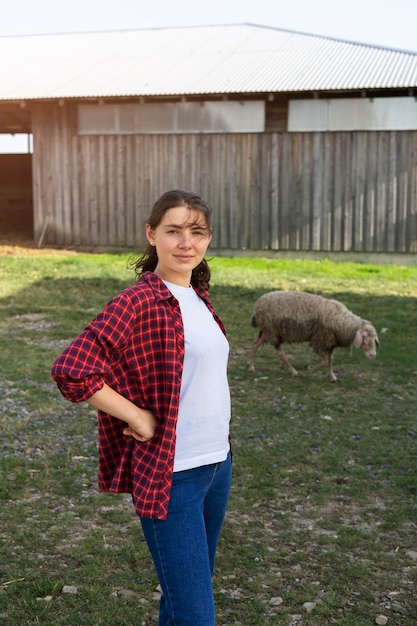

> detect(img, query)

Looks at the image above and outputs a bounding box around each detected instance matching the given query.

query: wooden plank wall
[32,103,417,253]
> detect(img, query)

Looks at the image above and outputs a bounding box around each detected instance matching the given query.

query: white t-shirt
[163,281,231,472]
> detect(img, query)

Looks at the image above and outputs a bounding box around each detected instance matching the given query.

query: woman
[51,189,232,626]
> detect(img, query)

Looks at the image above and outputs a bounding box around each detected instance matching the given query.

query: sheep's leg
[248,333,265,372]
[327,352,337,382]
[276,345,299,376]
[307,352,338,382]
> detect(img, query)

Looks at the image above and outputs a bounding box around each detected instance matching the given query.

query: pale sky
[1,0,417,53]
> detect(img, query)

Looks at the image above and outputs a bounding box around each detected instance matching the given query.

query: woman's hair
[131,189,213,290]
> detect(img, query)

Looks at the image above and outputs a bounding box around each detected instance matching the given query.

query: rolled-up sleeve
[51,292,136,402]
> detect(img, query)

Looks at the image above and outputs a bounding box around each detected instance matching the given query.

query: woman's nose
[178,231,192,246]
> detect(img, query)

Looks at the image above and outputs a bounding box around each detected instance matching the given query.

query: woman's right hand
[123,408,156,442]
[87,384,156,442]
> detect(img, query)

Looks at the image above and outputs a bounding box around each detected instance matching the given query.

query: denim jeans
[139,451,232,626]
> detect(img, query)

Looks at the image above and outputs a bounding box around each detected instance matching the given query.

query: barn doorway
[0,134,33,244]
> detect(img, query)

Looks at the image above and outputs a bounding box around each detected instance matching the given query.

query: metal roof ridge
[0,23,248,40]
[243,22,417,55]
[0,23,416,56]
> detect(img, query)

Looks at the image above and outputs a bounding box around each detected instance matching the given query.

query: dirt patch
[0,241,78,257]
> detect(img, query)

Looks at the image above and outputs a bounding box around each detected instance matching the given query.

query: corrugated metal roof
[0,23,417,101]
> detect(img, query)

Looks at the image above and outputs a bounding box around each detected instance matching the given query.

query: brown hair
[131,189,213,290]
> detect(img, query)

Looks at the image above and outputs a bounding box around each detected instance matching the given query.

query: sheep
[248,290,379,382]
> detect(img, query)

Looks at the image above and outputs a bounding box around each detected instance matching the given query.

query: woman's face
[146,205,212,287]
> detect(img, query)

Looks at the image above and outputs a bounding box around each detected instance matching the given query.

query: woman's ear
[146,224,155,245]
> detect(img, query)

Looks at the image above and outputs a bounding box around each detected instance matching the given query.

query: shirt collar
[141,271,210,303]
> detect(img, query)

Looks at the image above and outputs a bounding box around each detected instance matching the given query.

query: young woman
[51,189,232,625]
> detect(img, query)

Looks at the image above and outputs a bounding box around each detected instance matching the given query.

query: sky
[1,0,417,53]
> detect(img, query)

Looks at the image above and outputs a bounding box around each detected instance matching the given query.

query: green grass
[0,249,416,625]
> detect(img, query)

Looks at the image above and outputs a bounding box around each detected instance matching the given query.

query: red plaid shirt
[51,271,228,520]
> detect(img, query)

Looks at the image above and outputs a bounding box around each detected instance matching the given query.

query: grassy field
[0,246,416,625]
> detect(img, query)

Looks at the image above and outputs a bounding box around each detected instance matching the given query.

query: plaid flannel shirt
[51,271,227,520]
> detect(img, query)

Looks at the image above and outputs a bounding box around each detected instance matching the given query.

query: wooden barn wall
[32,102,417,254]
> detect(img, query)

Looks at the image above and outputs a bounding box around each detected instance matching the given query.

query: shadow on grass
[1,277,415,373]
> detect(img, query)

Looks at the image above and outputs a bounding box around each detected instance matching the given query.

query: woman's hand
[87,383,156,442]
[123,408,156,442]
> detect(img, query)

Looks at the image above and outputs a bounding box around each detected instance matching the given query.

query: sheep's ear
[353,329,363,348]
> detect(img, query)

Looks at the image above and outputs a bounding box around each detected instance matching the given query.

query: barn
[1,23,417,259]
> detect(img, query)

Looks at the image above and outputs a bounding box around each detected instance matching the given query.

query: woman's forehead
[160,206,207,227]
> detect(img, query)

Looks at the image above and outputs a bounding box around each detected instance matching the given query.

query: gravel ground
[0,378,98,460]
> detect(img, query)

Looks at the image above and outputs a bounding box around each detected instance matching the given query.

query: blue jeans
[139,452,232,626]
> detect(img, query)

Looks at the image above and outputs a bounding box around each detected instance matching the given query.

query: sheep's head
[354,323,379,360]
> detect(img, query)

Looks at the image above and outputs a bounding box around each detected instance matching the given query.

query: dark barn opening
[0,104,33,244]
[0,152,33,242]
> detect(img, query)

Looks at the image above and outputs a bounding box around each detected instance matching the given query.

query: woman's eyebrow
[163,222,207,229]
